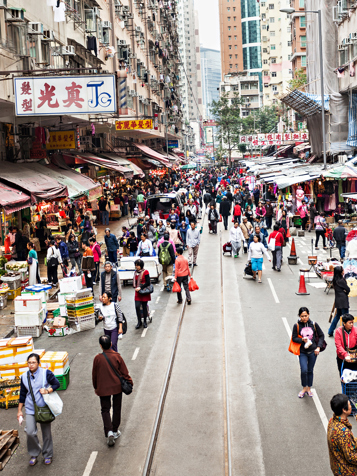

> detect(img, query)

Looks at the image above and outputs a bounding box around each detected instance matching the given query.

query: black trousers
[210,220,217,233]
[222,215,228,230]
[266,216,272,229]
[301,216,308,230]
[177,275,191,302]
[94,262,100,282]
[47,265,58,285]
[85,273,93,292]
[135,300,148,324]
[315,230,326,247]
[99,393,122,436]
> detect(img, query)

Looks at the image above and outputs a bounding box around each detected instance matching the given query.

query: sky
[194,0,220,51]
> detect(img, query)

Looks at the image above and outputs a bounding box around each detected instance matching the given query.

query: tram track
[141,213,233,476]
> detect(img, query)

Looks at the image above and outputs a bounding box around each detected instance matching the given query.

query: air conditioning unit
[0,0,7,8]
[129,89,135,96]
[122,5,129,11]
[129,53,137,58]
[333,5,341,21]
[43,29,55,41]
[338,43,346,50]
[338,0,348,13]
[115,5,121,14]
[28,22,44,35]
[62,45,76,55]
[135,26,142,32]
[88,69,98,74]
[119,39,126,45]
[343,37,353,45]
[350,32,357,40]
[6,8,25,22]
[103,21,112,29]
[93,7,100,17]
[147,15,152,21]
[138,95,143,101]
[127,12,134,18]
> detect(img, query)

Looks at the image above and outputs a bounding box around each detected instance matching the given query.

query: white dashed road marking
[83,452,98,476]
[132,347,140,360]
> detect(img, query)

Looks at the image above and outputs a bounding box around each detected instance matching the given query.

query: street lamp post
[280,8,326,170]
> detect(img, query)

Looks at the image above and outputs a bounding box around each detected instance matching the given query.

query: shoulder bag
[42,370,63,417]
[114,305,127,335]
[48,248,58,268]
[342,328,357,362]
[268,236,276,252]
[102,352,133,395]
[27,370,55,423]
[313,322,327,352]
[288,324,302,356]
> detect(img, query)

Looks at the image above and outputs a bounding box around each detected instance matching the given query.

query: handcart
[341,363,357,416]
[321,271,334,294]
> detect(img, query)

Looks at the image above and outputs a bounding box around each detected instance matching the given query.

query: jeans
[272,246,282,270]
[223,215,228,230]
[231,241,241,256]
[328,308,349,336]
[315,230,326,248]
[266,216,272,229]
[101,210,109,226]
[129,251,135,257]
[99,393,122,437]
[123,203,128,216]
[108,250,117,265]
[298,352,317,387]
[180,231,187,247]
[70,256,82,274]
[177,275,191,302]
[234,215,241,224]
[337,243,346,259]
[104,327,119,352]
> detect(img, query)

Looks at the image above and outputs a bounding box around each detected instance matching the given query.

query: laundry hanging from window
[87,36,98,56]
[53,1,66,22]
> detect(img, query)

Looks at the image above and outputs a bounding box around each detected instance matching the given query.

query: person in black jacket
[333,221,347,259]
[328,266,350,337]
[203,191,212,207]
[292,307,325,398]
[208,204,219,234]
[67,234,82,274]
[219,196,231,230]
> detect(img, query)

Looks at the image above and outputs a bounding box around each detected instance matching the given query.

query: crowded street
[1,168,356,475]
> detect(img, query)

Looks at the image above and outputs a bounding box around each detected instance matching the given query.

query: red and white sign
[239,131,309,144]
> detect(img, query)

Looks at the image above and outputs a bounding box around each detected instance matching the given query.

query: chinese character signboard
[46,131,76,150]
[239,132,309,144]
[115,119,153,130]
[168,140,179,148]
[14,75,117,116]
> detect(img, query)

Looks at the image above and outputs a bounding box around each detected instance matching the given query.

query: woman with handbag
[68,234,82,275]
[335,313,357,376]
[133,259,152,329]
[46,240,62,287]
[268,225,284,271]
[27,242,40,285]
[292,307,325,398]
[98,292,124,351]
[328,266,350,337]
[314,212,327,250]
[17,353,60,466]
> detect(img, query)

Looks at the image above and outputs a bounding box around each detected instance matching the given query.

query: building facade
[0,0,183,162]
[219,0,244,78]
[261,0,293,106]
[220,72,262,116]
[200,47,221,119]
[290,0,307,76]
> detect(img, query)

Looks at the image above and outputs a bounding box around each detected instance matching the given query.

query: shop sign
[115,119,153,131]
[168,140,178,148]
[239,131,309,145]
[14,75,117,116]
[46,131,76,150]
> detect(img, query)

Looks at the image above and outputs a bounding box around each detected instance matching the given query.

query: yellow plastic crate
[7,288,21,300]
[65,296,93,305]
[67,307,94,318]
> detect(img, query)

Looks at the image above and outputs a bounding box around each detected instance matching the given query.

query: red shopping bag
[172,281,181,293]
[188,278,199,292]
[82,273,86,286]
[219,215,223,223]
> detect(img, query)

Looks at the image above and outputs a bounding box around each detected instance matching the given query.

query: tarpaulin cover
[75,153,130,175]
[98,153,137,178]
[0,181,31,214]
[0,162,68,202]
[323,164,357,179]
[347,91,357,148]
[133,143,171,167]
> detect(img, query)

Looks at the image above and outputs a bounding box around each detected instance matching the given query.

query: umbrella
[180,163,197,170]
[323,164,357,179]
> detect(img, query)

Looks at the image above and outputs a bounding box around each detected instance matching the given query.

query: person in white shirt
[98,292,123,352]
[136,233,153,257]
[229,222,245,258]
[247,235,271,283]
[186,222,201,266]
[46,240,62,287]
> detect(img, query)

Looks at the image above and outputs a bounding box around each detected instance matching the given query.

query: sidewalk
[0,213,136,339]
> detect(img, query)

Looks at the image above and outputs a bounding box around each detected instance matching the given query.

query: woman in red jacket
[233,203,242,224]
[268,224,284,271]
[133,259,151,329]
[89,237,102,284]
[335,314,357,376]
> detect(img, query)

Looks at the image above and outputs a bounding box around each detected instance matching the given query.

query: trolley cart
[118,257,162,286]
[341,363,357,416]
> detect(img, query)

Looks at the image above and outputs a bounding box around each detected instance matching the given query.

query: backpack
[159,242,172,266]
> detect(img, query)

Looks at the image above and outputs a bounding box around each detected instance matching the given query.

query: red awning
[133,143,171,168]
[0,181,31,214]
[0,162,68,202]
[74,153,131,175]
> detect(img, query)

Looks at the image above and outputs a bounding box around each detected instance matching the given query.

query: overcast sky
[194,0,221,51]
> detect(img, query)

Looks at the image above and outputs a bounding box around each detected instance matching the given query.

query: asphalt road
[1,221,353,476]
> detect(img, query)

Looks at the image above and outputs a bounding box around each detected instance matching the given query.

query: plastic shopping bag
[188,279,199,292]
[172,281,181,293]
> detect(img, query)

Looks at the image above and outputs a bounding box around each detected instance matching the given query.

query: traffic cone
[296,272,310,295]
[290,238,297,257]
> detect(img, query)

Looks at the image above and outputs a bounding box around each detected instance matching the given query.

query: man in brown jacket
[92,335,133,447]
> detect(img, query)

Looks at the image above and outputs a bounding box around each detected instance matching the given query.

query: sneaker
[107,431,115,447]
[113,431,121,440]
[234,255,238,258]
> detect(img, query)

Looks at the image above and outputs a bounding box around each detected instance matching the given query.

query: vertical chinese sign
[14,75,117,116]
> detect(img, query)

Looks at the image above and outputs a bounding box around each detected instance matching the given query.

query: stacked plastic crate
[14,296,46,337]
[66,289,95,332]
[40,351,70,391]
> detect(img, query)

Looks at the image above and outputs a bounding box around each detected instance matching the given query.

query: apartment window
[262,13,266,19]
[300,35,306,47]
[262,25,267,29]
[234,35,237,40]
[263,59,268,64]
[233,7,236,11]
[272,72,277,77]
[228,36,232,40]
[234,26,236,30]
[235,64,238,68]
[229,55,232,59]
[261,2,265,5]
[269,3,274,8]
[263,48,267,53]
[230,64,233,68]
[299,0,304,7]
[301,55,306,67]
[235,54,238,58]
[288,54,291,60]
[271,45,276,50]
[270,31,275,37]
[235,45,237,49]
[272,85,277,91]
[228,16,231,21]
[227,7,230,11]
[263,71,269,76]
[288,41,292,46]
[270,17,275,23]
[229,45,232,49]
[300,16,306,28]
[287,26,291,32]
[228,26,231,30]
[233,16,236,20]
[271,58,276,63]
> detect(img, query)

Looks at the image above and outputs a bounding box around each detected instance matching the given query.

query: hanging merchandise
[87,36,97,56]
[105,46,116,59]
[91,123,95,135]
[53,1,66,22]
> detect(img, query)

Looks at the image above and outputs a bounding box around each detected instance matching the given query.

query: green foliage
[288,68,307,90]
[240,106,279,135]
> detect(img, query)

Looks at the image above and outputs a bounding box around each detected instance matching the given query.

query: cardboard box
[14,307,45,327]
[14,295,42,312]
[40,351,69,374]
[59,276,82,294]
[0,337,33,365]
[60,305,67,317]
[33,349,46,359]
[0,362,28,379]
[53,317,66,328]
[47,327,70,337]
[326,217,334,224]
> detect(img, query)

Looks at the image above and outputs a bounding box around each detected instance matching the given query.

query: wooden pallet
[0,430,19,471]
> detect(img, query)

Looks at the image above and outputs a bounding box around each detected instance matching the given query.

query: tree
[241,106,279,135]
[288,68,307,90]
[210,92,243,166]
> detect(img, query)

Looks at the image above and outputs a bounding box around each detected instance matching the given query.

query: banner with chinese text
[14,75,117,116]
[46,131,76,150]
[239,132,309,146]
[115,119,153,131]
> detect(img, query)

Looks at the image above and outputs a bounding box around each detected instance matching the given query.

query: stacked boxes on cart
[0,337,70,409]
[14,285,51,338]
[66,289,95,332]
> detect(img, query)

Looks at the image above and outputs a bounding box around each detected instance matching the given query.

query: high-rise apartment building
[261,0,293,106]
[219,0,244,78]
[290,0,307,76]
[177,0,202,123]
[200,48,221,118]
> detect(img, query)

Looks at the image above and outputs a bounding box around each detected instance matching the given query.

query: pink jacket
[335,326,357,361]
[90,243,101,263]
